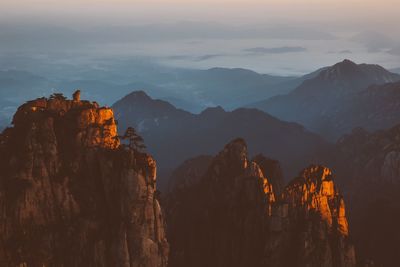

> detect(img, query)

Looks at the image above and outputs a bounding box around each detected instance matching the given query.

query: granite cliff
[166,139,355,267]
[0,93,169,266]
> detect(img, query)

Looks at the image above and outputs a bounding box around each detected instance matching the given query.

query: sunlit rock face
[167,139,356,267]
[272,165,355,267]
[252,154,284,196]
[0,94,168,267]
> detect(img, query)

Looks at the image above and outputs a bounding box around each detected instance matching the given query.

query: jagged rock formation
[0,94,169,266]
[269,165,355,267]
[253,154,284,196]
[166,138,355,267]
[166,139,276,267]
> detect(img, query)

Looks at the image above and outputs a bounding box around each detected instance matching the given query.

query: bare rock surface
[166,138,355,267]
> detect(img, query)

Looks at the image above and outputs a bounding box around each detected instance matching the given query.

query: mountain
[113,91,330,189]
[318,81,400,139]
[0,93,169,266]
[330,125,400,267]
[0,64,302,118]
[166,139,356,267]
[0,69,200,122]
[250,59,400,140]
[172,67,300,110]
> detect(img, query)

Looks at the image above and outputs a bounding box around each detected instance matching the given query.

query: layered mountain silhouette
[0,65,303,117]
[112,91,330,189]
[250,59,400,140]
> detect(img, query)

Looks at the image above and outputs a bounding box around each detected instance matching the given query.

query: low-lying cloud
[244,46,307,54]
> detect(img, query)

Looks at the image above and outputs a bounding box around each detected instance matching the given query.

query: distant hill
[112,91,330,189]
[250,59,400,140]
[0,65,303,119]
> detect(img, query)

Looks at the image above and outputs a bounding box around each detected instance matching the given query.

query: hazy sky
[1,0,399,74]
[3,0,399,27]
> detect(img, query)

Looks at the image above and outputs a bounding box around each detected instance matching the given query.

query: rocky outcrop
[167,138,355,267]
[166,138,275,267]
[270,165,355,267]
[252,154,284,195]
[0,94,168,266]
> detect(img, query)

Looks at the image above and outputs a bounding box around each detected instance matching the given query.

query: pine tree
[122,127,146,151]
[49,93,67,100]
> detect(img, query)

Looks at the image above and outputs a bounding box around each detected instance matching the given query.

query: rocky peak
[167,140,356,267]
[285,165,349,236]
[11,93,119,150]
[317,59,400,85]
[0,93,169,266]
[166,138,276,267]
[210,138,248,174]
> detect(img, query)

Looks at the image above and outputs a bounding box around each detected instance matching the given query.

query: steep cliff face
[270,165,355,267]
[167,139,356,267]
[166,139,275,267]
[252,154,284,196]
[334,126,400,266]
[0,94,169,266]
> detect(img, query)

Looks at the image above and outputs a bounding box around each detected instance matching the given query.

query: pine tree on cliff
[122,127,146,152]
[49,93,67,100]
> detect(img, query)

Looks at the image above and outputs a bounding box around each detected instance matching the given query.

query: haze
[1,0,399,75]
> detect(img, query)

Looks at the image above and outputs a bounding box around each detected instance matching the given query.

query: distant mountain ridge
[250,59,400,140]
[112,91,330,189]
[0,65,305,124]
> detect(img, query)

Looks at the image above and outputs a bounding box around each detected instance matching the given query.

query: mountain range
[112,91,330,189]
[1,58,400,266]
[0,61,326,128]
[250,59,400,140]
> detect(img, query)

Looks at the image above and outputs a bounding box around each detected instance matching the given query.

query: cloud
[326,50,352,54]
[194,54,223,61]
[166,54,225,61]
[350,31,397,53]
[244,46,307,54]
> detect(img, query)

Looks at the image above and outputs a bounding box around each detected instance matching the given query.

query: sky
[1,0,399,75]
